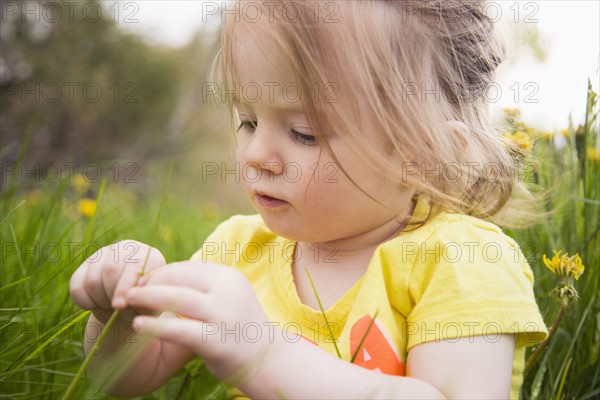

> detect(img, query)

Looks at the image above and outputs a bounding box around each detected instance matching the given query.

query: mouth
[255,191,288,208]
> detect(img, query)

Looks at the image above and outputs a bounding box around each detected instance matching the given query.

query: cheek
[303,173,355,210]
[344,160,389,193]
[286,157,330,194]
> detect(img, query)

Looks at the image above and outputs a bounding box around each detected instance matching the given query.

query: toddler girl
[70,1,548,398]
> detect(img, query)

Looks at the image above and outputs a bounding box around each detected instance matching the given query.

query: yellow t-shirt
[190,197,548,399]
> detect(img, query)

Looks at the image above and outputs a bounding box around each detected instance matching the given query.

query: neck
[297,198,416,265]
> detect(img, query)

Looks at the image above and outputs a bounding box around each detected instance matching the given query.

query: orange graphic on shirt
[350,315,405,376]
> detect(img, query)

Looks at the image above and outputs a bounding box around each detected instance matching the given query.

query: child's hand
[125,262,271,382]
[69,240,166,324]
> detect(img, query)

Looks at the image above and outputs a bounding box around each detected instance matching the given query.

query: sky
[107,0,600,132]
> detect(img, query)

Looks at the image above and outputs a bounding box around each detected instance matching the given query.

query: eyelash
[237,120,318,146]
[237,120,257,133]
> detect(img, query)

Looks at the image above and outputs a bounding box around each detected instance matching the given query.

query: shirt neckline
[270,196,431,327]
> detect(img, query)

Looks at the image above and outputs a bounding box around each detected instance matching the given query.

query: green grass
[0,165,227,399]
[509,82,600,400]
[1,85,598,399]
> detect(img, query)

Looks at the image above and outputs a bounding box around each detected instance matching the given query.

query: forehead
[230,24,300,106]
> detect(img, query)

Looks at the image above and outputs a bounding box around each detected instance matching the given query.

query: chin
[258,212,309,241]
[260,213,296,238]
[263,218,338,244]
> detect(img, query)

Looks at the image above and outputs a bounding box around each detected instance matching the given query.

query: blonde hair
[213,0,540,229]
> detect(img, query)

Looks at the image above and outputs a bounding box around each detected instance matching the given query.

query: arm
[407,334,515,399]
[127,261,516,399]
[237,329,447,399]
[240,334,514,399]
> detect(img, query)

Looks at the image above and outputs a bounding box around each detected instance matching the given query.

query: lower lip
[256,194,288,208]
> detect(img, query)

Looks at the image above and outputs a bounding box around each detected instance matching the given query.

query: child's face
[233,26,414,246]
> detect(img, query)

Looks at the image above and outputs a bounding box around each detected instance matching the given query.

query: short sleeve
[405,217,548,350]
[189,214,274,266]
[189,215,238,263]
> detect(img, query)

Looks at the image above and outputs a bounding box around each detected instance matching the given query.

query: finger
[84,251,112,310]
[133,315,209,354]
[127,285,210,320]
[69,262,96,310]
[111,245,165,309]
[139,262,222,291]
[138,245,167,275]
[133,316,264,383]
[102,257,128,308]
[93,241,163,309]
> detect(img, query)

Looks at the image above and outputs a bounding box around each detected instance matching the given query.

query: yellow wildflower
[504,131,532,152]
[526,249,586,374]
[543,250,585,281]
[587,147,600,162]
[73,174,90,192]
[560,129,570,138]
[77,199,97,218]
[514,121,528,131]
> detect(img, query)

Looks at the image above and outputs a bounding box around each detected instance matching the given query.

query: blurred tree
[0,0,189,168]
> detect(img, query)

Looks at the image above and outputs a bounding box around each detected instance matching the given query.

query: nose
[240,125,285,176]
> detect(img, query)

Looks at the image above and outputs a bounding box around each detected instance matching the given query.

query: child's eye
[238,120,257,132]
[292,130,318,146]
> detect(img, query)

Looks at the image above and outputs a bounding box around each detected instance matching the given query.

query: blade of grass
[304,268,341,359]
[8,224,27,277]
[556,356,572,400]
[529,350,548,399]
[0,200,25,229]
[1,181,104,332]
[29,179,69,258]
[350,310,379,363]
[61,310,125,399]
[553,297,593,390]
[0,277,31,292]
[1,220,129,333]
[23,311,91,364]
[4,357,82,376]
[61,162,173,400]
[579,388,600,400]
[8,224,33,307]
[0,311,89,381]
[1,311,90,380]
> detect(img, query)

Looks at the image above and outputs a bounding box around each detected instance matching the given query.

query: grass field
[1,86,598,399]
